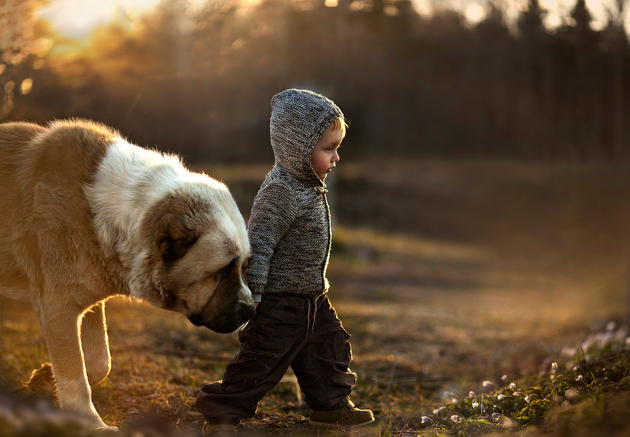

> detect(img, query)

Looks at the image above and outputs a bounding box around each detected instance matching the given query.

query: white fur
[83,138,230,298]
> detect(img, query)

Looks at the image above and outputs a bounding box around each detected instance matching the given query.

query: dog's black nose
[202,301,256,334]
[188,312,205,326]
[238,302,256,322]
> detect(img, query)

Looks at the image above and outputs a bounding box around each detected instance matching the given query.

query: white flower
[606,321,616,331]
[468,391,475,398]
[575,374,583,382]
[450,415,462,423]
[432,407,443,415]
[452,398,458,404]
[551,362,558,372]
[421,416,433,425]
[482,380,494,387]
[472,401,479,409]
[524,395,531,403]
[512,391,520,396]
[501,374,508,382]
[509,382,517,390]
[491,413,501,422]
[497,394,506,400]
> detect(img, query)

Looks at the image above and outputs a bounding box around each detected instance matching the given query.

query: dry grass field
[1,158,629,436]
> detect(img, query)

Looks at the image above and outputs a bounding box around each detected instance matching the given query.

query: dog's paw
[27,362,57,399]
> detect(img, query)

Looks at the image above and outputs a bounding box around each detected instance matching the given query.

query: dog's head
[138,181,255,333]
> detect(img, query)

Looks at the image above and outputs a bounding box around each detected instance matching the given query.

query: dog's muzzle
[188,301,256,334]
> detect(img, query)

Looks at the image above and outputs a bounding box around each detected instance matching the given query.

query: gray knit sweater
[246,89,343,299]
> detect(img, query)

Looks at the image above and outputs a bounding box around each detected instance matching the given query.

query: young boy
[196,89,374,435]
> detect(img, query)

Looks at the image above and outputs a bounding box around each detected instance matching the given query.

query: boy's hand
[252,293,262,308]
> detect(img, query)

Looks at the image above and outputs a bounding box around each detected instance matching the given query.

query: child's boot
[310,400,375,428]
[202,421,237,437]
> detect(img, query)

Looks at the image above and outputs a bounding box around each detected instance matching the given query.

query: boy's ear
[156,213,200,263]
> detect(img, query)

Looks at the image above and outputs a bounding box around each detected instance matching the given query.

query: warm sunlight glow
[38,0,161,38]
[38,0,630,40]
[539,0,571,28]
[413,0,433,16]
[585,0,608,29]
[464,2,485,24]
[539,0,560,8]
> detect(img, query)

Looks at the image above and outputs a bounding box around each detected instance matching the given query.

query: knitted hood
[269,89,343,186]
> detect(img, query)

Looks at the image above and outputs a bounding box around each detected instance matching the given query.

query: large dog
[0,119,255,429]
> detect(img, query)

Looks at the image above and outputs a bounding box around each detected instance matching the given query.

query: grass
[406,326,630,436]
[1,158,630,436]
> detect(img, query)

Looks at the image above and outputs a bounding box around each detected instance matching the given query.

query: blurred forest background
[2,0,630,162]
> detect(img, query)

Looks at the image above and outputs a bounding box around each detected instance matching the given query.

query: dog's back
[0,122,47,298]
[0,120,116,300]
[0,121,46,180]
[0,121,45,148]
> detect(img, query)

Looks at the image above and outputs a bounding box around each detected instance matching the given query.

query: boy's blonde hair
[330,116,348,139]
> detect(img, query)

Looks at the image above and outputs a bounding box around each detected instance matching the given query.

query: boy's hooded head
[270,89,343,183]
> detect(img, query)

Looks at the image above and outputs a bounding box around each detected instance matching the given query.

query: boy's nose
[332,151,340,163]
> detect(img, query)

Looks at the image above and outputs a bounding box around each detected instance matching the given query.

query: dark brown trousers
[195,293,357,424]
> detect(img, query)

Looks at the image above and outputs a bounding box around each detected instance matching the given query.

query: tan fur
[0,120,254,429]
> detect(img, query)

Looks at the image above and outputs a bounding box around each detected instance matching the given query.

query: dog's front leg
[38,300,113,430]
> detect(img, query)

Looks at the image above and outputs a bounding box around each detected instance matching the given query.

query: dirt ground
[1,158,629,436]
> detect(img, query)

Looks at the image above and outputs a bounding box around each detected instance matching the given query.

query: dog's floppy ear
[156,213,200,263]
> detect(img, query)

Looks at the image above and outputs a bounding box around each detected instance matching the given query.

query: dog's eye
[217,257,238,279]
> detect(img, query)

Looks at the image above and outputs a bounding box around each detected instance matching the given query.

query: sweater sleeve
[245,182,298,294]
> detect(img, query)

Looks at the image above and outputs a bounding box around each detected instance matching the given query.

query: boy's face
[311,124,343,180]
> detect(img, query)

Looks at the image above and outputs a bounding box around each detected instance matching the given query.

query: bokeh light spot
[20,78,33,95]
